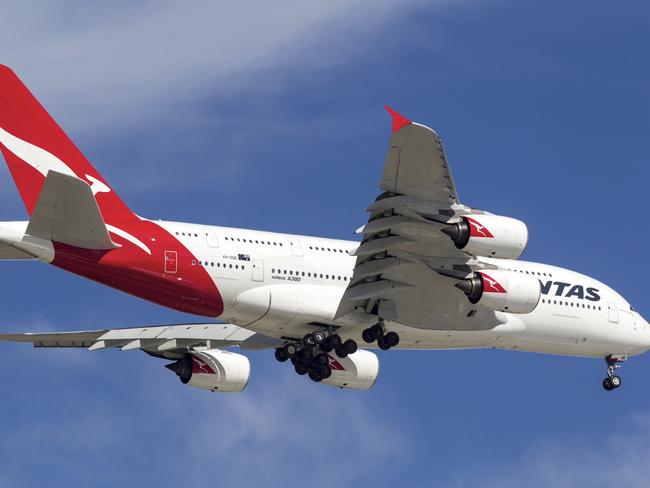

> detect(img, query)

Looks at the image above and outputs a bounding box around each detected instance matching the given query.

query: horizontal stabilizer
[26,170,119,250]
[0,242,35,260]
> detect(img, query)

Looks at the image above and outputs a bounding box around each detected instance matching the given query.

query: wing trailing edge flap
[26,170,119,250]
[0,323,283,354]
[337,257,500,330]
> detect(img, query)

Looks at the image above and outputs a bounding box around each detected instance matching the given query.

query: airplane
[0,64,647,394]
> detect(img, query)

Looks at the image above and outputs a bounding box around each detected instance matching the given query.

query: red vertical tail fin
[0,65,134,220]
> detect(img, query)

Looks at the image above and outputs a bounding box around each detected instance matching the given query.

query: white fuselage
[158,221,650,359]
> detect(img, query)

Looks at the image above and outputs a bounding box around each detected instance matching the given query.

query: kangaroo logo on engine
[540,281,600,302]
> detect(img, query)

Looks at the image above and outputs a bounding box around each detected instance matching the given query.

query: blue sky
[0,1,649,486]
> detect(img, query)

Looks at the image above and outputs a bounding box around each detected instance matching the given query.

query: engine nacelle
[456,269,541,314]
[322,349,379,390]
[442,214,528,259]
[165,349,250,393]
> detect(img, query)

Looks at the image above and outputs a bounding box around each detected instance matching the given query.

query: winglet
[384,106,412,133]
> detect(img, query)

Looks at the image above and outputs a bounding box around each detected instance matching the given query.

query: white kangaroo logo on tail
[0,126,151,255]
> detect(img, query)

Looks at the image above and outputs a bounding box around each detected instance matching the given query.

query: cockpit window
[630,305,636,312]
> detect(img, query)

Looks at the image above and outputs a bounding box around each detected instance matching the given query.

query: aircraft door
[204,228,219,248]
[164,251,178,274]
[607,302,620,324]
[289,239,303,257]
[252,259,264,282]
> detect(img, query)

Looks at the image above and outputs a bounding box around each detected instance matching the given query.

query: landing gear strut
[362,319,400,350]
[274,329,358,383]
[602,355,626,391]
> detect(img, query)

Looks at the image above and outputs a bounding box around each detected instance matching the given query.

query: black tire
[344,339,358,355]
[385,331,400,348]
[602,378,614,391]
[610,375,622,388]
[275,348,289,362]
[320,337,333,353]
[319,366,332,379]
[370,324,383,341]
[290,356,300,366]
[285,344,298,357]
[329,334,342,349]
[295,365,308,376]
[316,353,329,366]
[378,335,391,351]
[362,328,375,343]
[300,348,313,361]
[335,346,349,359]
[313,330,326,344]
[303,333,316,347]
[309,371,323,382]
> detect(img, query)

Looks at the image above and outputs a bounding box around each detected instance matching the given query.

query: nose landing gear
[274,329,358,383]
[602,355,627,391]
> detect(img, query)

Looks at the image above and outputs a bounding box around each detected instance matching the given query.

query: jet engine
[322,349,379,390]
[442,214,528,259]
[165,349,251,392]
[455,270,540,314]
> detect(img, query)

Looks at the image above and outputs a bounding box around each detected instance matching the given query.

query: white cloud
[453,414,650,488]
[0,0,437,134]
[0,351,409,487]
[145,363,410,486]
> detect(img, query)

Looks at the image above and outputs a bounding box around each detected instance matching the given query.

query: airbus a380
[0,65,646,393]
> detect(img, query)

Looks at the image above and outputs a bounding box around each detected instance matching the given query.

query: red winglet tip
[384,105,412,133]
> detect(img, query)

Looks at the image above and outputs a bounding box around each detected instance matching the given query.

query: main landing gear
[362,319,400,350]
[274,330,358,383]
[602,355,627,391]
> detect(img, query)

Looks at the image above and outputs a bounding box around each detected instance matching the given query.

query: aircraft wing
[380,106,459,204]
[336,108,501,330]
[0,323,283,357]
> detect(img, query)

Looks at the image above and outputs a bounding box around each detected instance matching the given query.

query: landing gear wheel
[320,366,332,379]
[343,339,358,355]
[370,324,383,341]
[362,328,375,344]
[378,335,391,351]
[320,337,333,353]
[328,335,342,349]
[384,331,400,348]
[299,348,313,361]
[309,371,323,382]
[335,346,349,359]
[603,356,625,391]
[285,344,298,357]
[303,333,316,347]
[295,365,308,376]
[313,330,326,344]
[274,348,289,362]
[315,353,329,366]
